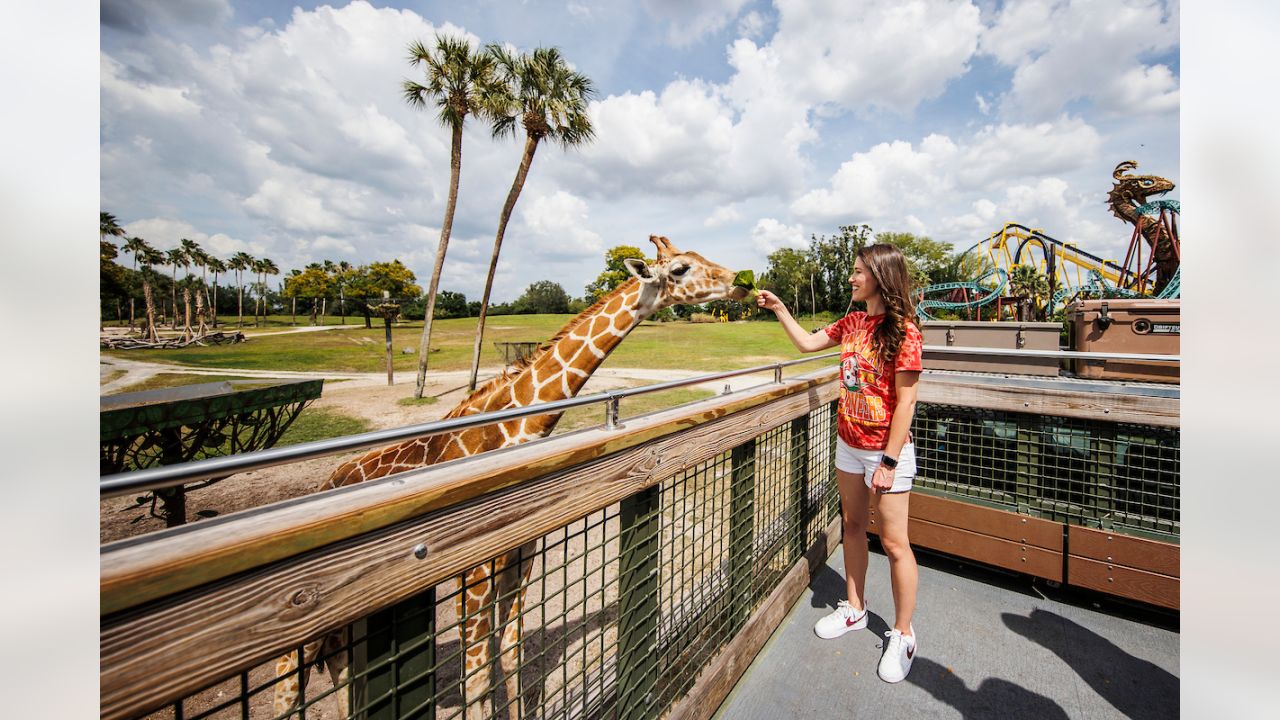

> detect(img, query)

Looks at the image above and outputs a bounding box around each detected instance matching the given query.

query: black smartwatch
[881,455,898,470]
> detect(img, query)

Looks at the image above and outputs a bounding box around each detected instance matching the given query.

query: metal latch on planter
[1016,326,1026,348]
[1098,302,1112,329]
[946,328,955,345]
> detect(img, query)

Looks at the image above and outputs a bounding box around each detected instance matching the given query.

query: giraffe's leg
[495,542,537,720]
[459,564,496,720]
[321,630,351,718]
[272,639,323,717]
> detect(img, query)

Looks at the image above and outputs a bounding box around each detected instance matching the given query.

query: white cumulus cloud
[750,218,806,255]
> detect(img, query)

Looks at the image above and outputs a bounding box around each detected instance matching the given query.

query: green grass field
[102,314,844,374]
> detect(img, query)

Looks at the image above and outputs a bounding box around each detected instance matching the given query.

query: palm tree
[165,247,187,329]
[254,257,278,325]
[1008,264,1050,321]
[466,45,596,391]
[335,260,353,324]
[100,212,125,241]
[179,239,203,332]
[404,35,500,399]
[206,256,227,328]
[122,235,149,330]
[229,252,254,327]
[130,240,164,343]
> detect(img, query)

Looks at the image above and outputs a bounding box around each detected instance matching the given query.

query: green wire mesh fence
[122,398,1177,720]
[912,403,1179,540]
[127,403,840,720]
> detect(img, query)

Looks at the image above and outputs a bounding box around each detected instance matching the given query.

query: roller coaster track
[916,268,1009,320]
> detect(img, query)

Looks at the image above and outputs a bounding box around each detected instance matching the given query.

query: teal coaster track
[915,268,1009,320]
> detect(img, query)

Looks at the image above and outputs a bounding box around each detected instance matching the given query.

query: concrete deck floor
[715,541,1179,720]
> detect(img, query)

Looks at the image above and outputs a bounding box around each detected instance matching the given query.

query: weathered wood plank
[666,517,843,720]
[917,376,1179,428]
[869,515,1063,582]
[1068,525,1179,577]
[1067,555,1179,609]
[907,492,1063,551]
[101,370,839,616]
[100,381,838,720]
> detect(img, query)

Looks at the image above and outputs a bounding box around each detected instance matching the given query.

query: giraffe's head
[623,235,750,314]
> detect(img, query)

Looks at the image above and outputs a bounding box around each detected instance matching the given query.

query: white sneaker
[814,600,868,639]
[878,625,916,682]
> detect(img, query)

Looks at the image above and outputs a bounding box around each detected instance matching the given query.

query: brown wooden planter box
[868,492,1064,582]
[866,493,1180,610]
[1068,299,1180,383]
[921,320,1061,376]
[1066,525,1179,609]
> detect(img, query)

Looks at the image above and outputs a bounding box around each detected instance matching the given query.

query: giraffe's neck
[473,278,657,437]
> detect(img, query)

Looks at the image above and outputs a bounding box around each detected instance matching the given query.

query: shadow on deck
[716,541,1179,720]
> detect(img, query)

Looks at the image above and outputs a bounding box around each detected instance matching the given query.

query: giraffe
[273,235,750,719]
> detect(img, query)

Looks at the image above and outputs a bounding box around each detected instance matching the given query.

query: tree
[513,280,571,314]
[1008,264,1049,321]
[808,224,872,314]
[165,247,186,328]
[229,252,253,327]
[255,257,279,324]
[874,231,953,290]
[283,265,334,325]
[179,239,205,330]
[122,236,151,329]
[347,260,423,328]
[434,290,469,318]
[405,35,501,399]
[124,238,163,342]
[206,256,226,327]
[100,211,125,241]
[466,44,596,391]
[584,245,645,302]
[761,247,819,317]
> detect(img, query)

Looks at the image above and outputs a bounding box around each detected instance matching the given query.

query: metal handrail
[924,345,1179,362]
[99,344,1179,499]
[99,352,841,499]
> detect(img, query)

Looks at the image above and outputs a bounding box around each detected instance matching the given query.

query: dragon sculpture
[1107,160,1178,294]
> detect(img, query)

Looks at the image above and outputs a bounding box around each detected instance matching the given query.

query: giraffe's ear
[624,257,658,284]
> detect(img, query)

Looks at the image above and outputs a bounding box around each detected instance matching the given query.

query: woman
[756,242,923,683]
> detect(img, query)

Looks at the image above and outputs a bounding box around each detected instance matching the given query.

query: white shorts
[835,438,917,494]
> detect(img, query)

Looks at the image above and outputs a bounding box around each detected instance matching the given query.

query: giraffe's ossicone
[272,234,751,720]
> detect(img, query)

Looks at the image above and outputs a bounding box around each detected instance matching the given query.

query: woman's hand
[756,290,786,314]
[871,462,895,493]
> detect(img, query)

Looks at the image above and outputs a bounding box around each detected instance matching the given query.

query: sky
[100,0,1180,304]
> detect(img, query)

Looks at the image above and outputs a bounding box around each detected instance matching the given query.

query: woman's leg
[837,469,871,610]
[873,491,917,633]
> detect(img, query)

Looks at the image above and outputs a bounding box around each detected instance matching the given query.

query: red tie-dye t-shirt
[824,312,924,450]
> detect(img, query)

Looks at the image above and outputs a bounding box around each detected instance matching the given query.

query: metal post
[617,485,660,720]
[605,394,621,430]
[384,315,395,386]
[365,587,435,720]
[1015,415,1043,517]
[789,414,811,562]
[1093,423,1117,529]
[730,439,757,624]
[774,364,783,384]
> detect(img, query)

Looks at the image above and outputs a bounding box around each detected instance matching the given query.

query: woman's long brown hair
[858,243,918,368]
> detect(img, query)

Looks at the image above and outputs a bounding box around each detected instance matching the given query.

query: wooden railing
[99,366,1180,719]
[101,367,842,719]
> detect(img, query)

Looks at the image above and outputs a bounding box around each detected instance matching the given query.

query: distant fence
[100,362,1179,720]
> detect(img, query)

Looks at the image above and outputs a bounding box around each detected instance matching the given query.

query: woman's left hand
[871,463,895,493]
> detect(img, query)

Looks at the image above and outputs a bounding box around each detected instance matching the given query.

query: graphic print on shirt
[840,334,887,425]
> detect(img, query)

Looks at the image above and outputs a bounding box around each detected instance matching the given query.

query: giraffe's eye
[671,265,690,277]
